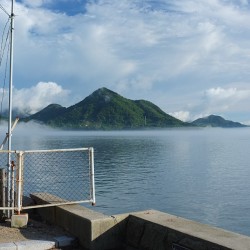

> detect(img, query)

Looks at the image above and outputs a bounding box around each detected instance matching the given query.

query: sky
[0,0,250,124]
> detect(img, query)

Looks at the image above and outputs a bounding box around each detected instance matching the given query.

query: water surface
[5,124,250,236]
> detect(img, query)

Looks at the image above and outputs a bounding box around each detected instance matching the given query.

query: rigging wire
[0,3,9,17]
[0,18,10,66]
[1,39,10,116]
[0,18,11,117]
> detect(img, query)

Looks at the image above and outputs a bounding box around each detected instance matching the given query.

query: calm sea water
[5,123,250,236]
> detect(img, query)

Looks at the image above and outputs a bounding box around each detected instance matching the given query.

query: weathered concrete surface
[0,240,56,250]
[30,193,250,250]
[15,240,56,250]
[11,214,28,228]
[127,210,250,250]
[31,193,128,250]
[54,235,77,248]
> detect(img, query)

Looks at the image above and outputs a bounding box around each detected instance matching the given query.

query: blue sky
[1,0,250,124]
[16,0,89,15]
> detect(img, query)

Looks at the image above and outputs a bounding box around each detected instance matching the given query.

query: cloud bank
[0,0,250,123]
[0,82,70,115]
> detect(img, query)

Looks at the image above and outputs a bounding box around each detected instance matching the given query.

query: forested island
[5,87,246,130]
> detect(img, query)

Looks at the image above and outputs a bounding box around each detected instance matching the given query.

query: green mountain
[28,104,67,123]
[26,87,189,129]
[191,115,246,128]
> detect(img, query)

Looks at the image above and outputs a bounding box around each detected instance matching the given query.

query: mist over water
[3,123,250,236]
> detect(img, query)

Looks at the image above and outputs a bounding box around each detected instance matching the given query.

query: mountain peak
[90,87,118,102]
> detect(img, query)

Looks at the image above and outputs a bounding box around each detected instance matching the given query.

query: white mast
[7,0,15,216]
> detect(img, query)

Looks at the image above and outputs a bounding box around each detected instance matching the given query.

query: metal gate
[0,148,95,215]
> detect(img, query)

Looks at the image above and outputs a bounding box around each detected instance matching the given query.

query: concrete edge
[30,193,250,250]
[0,242,16,250]
[0,236,76,250]
[129,209,250,250]
[0,240,55,250]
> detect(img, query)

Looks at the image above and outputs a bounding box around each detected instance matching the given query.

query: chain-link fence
[0,151,16,214]
[0,148,95,214]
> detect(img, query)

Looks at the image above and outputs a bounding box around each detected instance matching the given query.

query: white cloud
[21,0,52,8]
[165,86,250,122]
[1,82,70,114]
[1,0,250,122]
[243,120,250,125]
[170,111,191,122]
[204,87,250,102]
[11,0,250,89]
[180,86,250,121]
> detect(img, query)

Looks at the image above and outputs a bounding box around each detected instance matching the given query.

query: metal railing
[0,148,95,215]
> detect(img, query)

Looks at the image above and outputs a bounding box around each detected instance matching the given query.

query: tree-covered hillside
[26,87,189,129]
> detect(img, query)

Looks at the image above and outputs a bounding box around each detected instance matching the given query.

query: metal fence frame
[0,148,95,214]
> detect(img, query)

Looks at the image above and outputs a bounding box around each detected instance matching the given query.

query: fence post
[0,168,6,218]
[16,152,23,214]
[89,148,95,205]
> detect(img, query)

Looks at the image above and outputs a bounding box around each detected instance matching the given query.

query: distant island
[17,87,247,130]
[191,115,247,128]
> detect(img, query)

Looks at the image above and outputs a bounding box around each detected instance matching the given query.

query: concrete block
[15,240,55,250]
[55,206,92,249]
[0,242,17,250]
[126,216,145,248]
[90,215,128,250]
[179,237,207,250]
[131,210,250,250]
[140,222,167,250]
[125,247,138,250]
[29,193,250,250]
[54,235,77,247]
[11,213,28,228]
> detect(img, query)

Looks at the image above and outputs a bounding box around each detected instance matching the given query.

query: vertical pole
[16,152,23,214]
[7,0,15,218]
[89,148,95,205]
[0,168,6,218]
[11,161,15,210]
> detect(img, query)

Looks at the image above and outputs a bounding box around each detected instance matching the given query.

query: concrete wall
[30,193,128,250]
[125,211,250,250]
[30,193,250,250]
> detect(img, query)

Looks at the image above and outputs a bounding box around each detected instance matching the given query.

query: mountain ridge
[25,87,189,129]
[23,88,248,129]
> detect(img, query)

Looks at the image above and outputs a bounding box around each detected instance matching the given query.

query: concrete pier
[30,193,250,250]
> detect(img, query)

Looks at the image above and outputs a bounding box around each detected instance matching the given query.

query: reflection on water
[6,125,250,236]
